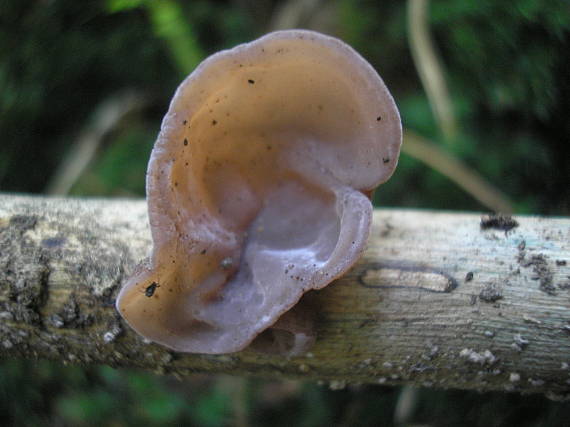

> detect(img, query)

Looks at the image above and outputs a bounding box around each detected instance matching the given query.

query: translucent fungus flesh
[116,30,402,354]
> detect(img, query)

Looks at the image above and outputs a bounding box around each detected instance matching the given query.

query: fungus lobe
[116,30,402,354]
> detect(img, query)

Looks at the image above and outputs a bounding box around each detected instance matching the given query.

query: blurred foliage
[1,0,569,211]
[0,359,233,426]
[1,0,570,426]
[2,359,570,426]
[141,0,203,76]
[73,123,155,196]
[339,0,570,213]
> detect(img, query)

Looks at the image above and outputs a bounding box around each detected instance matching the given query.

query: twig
[45,91,146,196]
[407,0,458,142]
[403,130,515,213]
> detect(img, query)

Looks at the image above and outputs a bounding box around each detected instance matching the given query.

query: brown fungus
[116,30,402,354]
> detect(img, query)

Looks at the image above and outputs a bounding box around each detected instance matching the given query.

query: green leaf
[106,0,148,13]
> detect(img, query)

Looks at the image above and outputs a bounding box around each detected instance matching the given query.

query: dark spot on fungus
[212,120,217,126]
[183,138,188,146]
[183,120,187,125]
[145,282,160,297]
[377,116,382,121]
[465,272,474,282]
[248,79,255,84]
[382,157,390,164]
[201,249,207,255]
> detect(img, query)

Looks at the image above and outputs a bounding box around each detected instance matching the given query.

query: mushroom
[116,30,402,354]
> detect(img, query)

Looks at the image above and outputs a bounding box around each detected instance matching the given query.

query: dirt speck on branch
[480,214,519,232]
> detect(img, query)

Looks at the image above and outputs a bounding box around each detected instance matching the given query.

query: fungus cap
[116,30,402,354]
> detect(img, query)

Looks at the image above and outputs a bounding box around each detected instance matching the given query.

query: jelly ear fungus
[116,30,402,355]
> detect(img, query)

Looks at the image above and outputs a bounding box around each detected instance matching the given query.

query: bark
[0,194,569,399]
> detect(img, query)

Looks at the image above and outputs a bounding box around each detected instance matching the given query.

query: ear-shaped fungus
[116,30,402,354]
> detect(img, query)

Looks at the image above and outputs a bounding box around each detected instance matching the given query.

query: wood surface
[0,194,569,399]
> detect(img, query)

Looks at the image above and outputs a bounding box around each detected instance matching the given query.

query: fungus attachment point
[116,30,402,354]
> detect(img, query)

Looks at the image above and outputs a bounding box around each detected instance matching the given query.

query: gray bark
[0,194,569,399]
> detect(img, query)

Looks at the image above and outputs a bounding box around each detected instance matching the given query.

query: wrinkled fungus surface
[116,30,402,354]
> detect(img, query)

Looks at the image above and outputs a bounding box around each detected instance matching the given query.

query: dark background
[1,0,569,425]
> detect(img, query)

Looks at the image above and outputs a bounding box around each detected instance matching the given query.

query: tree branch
[0,195,569,399]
